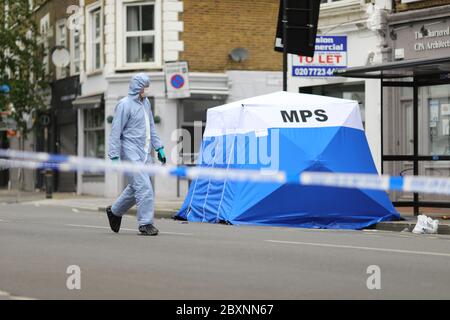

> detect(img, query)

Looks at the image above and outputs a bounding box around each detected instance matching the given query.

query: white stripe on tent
[201,136,223,223]
[186,169,200,220]
[216,132,237,223]
[215,105,245,223]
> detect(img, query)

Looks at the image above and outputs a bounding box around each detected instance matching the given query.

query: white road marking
[10,296,37,300]
[0,289,36,300]
[72,208,79,213]
[65,224,193,236]
[265,240,450,258]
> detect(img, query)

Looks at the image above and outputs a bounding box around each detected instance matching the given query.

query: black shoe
[106,206,122,233]
[138,224,159,236]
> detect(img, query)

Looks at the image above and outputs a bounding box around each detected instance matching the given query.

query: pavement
[0,189,183,219]
[1,189,450,235]
[1,202,450,299]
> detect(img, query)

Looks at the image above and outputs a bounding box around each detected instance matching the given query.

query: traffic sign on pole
[165,61,191,99]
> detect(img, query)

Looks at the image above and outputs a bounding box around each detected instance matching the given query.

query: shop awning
[335,56,450,79]
[72,93,104,109]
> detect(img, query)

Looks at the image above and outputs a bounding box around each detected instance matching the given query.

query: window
[40,14,50,75]
[92,8,102,71]
[84,108,105,159]
[125,3,155,63]
[117,0,162,69]
[86,4,103,73]
[70,28,81,75]
[179,98,225,164]
[56,20,67,79]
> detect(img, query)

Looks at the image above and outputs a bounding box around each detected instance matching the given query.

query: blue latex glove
[157,148,166,165]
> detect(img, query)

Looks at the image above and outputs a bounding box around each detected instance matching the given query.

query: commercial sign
[414,26,450,52]
[291,35,347,77]
[165,61,191,99]
[391,20,450,60]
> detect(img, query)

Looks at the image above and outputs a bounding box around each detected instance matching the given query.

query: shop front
[73,93,105,196]
[49,76,80,192]
[337,56,450,215]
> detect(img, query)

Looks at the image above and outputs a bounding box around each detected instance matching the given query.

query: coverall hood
[128,73,151,97]
[109,73,162,162]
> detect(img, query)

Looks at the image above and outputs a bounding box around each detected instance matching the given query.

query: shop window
[84,108,105,159]
[180,98,225,164]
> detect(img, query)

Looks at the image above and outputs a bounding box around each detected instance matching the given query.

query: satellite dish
[229,48,249,62]
[52,47,71,68]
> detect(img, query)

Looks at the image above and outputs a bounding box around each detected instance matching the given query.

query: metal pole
[380,76,384,175]
[413,83,419,216]
[282,0,288,91]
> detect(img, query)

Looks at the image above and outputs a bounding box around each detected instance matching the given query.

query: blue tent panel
[176,119,400,230]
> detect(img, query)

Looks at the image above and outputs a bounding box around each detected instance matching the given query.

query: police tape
[1,148,450,195]
[0,149,285,184]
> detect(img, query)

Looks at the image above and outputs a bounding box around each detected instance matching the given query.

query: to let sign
[165,61,191,99]
[292,35,347,77]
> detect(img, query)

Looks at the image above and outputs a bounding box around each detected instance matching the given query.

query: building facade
[383,0,450,205]
[6,0,81,192]
[36,0,284,198]
[288,0,393,173]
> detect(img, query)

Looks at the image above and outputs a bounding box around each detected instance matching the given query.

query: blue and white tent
[175,91,400,229]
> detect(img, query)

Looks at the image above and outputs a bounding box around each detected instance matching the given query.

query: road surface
[1,202,449,299]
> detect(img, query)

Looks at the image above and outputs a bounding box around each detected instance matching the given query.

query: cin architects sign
[393,20,450,59]
[291,35,347,77]
[414,26,450,52]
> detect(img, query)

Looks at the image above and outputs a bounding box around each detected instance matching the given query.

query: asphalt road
[0,202,450,300]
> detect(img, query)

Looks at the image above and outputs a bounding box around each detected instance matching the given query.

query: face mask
[143,86,151,97]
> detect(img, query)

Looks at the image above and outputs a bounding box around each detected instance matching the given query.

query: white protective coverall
[108,73,163,226]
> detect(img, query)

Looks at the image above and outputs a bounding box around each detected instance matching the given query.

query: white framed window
[70,28,81,75]
[55,19,67,79]
[84,107,105,159]
[116,0,162,70]
[86,2,103,74]
[40,14,50,75]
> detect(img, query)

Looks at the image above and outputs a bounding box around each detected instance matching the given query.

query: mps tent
[175,91,400,229]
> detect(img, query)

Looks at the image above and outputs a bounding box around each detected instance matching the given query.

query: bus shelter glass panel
[383,161,414,203]
[382,86,414,156]
[419,161,450,203]
[419,84,450,156]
